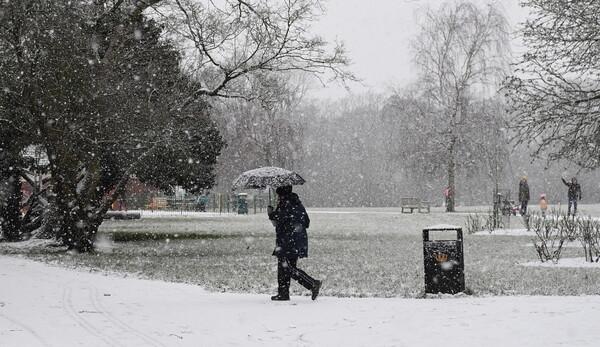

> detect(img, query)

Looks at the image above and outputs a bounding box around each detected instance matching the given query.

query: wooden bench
[401,197,420,213]
[401,197,431,213]
[145,197,168,210]
[104,211,141,220]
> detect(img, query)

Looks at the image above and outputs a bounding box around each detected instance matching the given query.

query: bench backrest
[154,197,168,206]
[401,197,420,206]
[148,197,168,207]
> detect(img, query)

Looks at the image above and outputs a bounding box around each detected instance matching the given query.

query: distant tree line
[214,0,600,208]
[3,0,600,251]
[214,84,600,208]
[215,1,515,207]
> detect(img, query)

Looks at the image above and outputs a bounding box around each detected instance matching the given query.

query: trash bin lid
[423,224,462,231]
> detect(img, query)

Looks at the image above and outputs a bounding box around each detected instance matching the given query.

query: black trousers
[568,198,578,214]
[520,201,528,214]
[277,257,316,295]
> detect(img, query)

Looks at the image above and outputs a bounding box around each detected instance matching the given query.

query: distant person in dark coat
[518,176,530,215]
[562,177,582,216]
[267,185,321,301]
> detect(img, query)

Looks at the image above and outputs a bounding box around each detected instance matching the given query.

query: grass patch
[2,207,600,298]
[108,232,237,242]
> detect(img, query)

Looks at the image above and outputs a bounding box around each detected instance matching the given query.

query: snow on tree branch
[150,0,355,106]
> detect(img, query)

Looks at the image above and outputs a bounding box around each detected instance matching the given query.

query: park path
[2,255,600,346]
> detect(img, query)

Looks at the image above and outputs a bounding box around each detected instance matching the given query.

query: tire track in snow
[0,258,118,346]
[61,284,121,346]
[3,258,165,346]
[87,284,166,347]
[0,312,52,347]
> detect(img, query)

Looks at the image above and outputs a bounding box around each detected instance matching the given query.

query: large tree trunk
[47,138,150,252]
[57,204,102,252]
[446,141,456,213]
[0,174,23,241]
[48,143,102,252]
[446,107,458,213]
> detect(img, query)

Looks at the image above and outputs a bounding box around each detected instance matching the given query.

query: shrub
[465,213,483,234]
[577,218,600,263]
[530,211,600,263]
[465,210,497,234]
[558,214,578,242]
[530,212,568,263]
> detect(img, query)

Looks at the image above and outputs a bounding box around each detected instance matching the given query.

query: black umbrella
[232,166,306,201]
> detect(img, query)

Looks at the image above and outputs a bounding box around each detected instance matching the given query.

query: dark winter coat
[562,178,582,201]
[518,180,530,202]
[268,193,310,258]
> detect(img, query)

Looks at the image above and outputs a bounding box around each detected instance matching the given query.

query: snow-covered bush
[577,218,600,263]
[465,211,496,234]
[531,213,567,263]
[530,211,600,263]
[558,214,579,242]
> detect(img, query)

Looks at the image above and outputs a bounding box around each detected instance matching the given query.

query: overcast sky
[311,0,530,98]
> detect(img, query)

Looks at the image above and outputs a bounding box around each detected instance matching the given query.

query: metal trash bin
[237,193,248,214]
[423,225,465,294]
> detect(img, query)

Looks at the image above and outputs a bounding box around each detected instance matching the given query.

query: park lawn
[2,206,599,298]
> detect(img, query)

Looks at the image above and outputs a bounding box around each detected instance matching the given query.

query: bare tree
[301,93,390,206]
[213,73,310,188]
[505,0,600,170]
[152,0,355,106]
[411,1,510,211]
[383,84,512,209]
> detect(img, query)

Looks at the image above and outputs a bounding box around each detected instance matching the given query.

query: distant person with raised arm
[562,177,582,216]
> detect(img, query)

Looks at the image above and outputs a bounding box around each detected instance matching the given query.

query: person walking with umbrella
[232,167,319,300]
[268,185,321,301]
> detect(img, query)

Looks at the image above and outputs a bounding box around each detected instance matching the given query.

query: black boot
[271,293,290,301]
[311,280,322,300]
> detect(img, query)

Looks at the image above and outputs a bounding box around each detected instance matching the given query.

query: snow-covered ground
[2,255,600,347]
[473,228,537,236]
[474,228,600,268]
